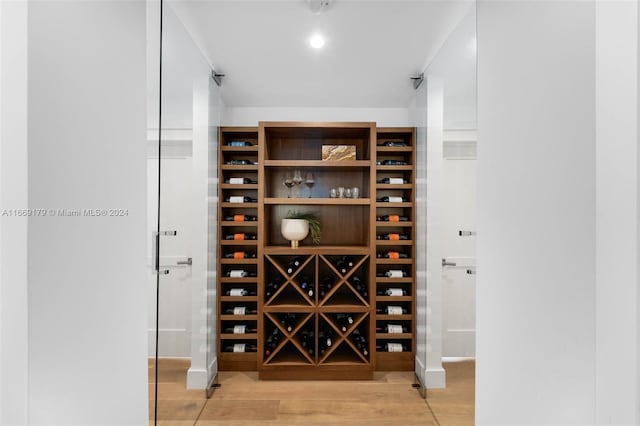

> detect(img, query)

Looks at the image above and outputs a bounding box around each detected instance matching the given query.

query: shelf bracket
[411,73,424,90]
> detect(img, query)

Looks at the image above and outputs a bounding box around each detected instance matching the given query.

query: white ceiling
[169,0,474,108]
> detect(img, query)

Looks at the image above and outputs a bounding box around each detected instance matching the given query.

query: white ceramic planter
[281,218,309,249]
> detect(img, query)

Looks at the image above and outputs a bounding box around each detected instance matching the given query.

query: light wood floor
[149,359,474,425]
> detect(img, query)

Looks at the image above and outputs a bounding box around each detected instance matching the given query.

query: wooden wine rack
[217,123,416,377]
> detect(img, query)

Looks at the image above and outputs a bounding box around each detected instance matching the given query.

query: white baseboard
[442,356,476,363]
[186,356,217,390]
[426,366,446,389]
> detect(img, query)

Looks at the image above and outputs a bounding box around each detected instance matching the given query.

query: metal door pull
[458,230,476,237]
[177,257,192,265]
[466,269,476,275]
[442,258,457,267]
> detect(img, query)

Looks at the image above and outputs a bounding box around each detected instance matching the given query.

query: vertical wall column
[595,1,639,423]
[424,77,445,388]
[0,1,29,424]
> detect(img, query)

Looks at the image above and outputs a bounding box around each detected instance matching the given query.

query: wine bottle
[299,276,314,297]
[225,288,257,296]
[350,276,369,299]
[318,328,334,355]
[377,177,407,184]
[223,325,258,334]
[335,313,354,332]
[376,343,409,352]
[336,256,355,274]
[376,233,410,240]
[377,159,408,166]
[286,257,302,274]
[280,313,297,332]
[350,329,369,356]
[376,215,409,222]
[224,251,257,259]
[319,276,333,298]
[225,159,256,165]
[376,196,407,203]
[227,141,252,147]
[224,196,257,203]
[224,270,257,278]
[224,232,257,240]
[376,324,408,334]
[223,215,257,222]
[300,329,315,356]
[376,306,408,315]
[264,329,281,356]
[381,140,408,147]
[377,251,409,259]
[223,343,257,353]
[265,279,281,299]
[377,288,408,296]
[223,307,258,315]
[224,177,257,184]
[376,270,408,278]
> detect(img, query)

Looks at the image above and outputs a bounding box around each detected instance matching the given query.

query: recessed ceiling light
[310,34,325,49]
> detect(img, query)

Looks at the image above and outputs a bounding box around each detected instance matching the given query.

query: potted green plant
[281,210,321,248]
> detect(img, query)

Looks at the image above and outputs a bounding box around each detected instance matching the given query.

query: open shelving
[217,122,416,376]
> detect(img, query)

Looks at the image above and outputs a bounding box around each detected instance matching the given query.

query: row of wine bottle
[376,270,409,278]
[376,159,408,166]
[221,321,407,336]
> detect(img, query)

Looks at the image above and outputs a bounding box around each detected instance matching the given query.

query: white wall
[595,1,639,423]
[477,0,639,424]
[0,1,29,424]
[26,2,148,424]
[223,106,410,127]
[477,1,597,423]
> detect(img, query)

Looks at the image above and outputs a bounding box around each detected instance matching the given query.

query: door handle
[177,257,192,266]
[466,268,476,275]
[442,258,457,267]
[459,230,476,237]
[152,230,177,274]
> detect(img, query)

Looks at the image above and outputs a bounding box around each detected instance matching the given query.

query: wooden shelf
[264,197,370,205]
[221,184,259,189]
[221,165,259,171]
[375,333,412,339]
[220,202,258,208]
[220,258,259,264]
[376,146,413,152]
[376,314,413,321]
[375,240,413,246]
[264,160,370,168]
[219,333,259,340]
[220,315,258,321]
[375,296,413,302]
[221,145,258,152]
[220,240,259,246]
[220,277,259,283]
[221,296,258,302]
[221,221,258,227]
[376,221,413,227]
[375,202,412,208]
[263,246,370,255]
[375,278,413,284]
[375,184,413,189]
[375,259,413,265]
[376,165,413,171]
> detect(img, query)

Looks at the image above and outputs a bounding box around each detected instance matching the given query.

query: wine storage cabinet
[217,123,416,376]
[260,252,372,379]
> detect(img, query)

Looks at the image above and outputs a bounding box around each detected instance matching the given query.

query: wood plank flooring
[149,359,474,425]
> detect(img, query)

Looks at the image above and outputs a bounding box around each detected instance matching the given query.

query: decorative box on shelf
[321,145,356,161]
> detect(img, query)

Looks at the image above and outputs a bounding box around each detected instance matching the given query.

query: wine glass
[292,170,303,197]
[305,172,315,198]
[283,172,294,198]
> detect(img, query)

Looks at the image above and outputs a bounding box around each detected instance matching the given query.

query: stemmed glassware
[292,170,303,197]
[305,172,315,198]
[283,172,295,198]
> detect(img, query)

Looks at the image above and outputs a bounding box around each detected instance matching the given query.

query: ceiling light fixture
[307,0,332,15]
[310,34,325,49]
